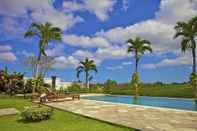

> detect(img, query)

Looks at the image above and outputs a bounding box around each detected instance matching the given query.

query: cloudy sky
[0,0,197,83]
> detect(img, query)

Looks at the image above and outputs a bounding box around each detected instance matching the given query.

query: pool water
[83,95,197,111]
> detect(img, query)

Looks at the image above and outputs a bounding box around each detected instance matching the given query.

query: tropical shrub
[21,106,53,122]
[131,73,140,86]
[89,84,103,93]
[131,73,140,98]
[24,79,34,93]
[67,83,88,93]
[189,73,197,98]
[103,79,117,93]
[9,73,24,95]
[0,69,25,95]
[0,69,9,92]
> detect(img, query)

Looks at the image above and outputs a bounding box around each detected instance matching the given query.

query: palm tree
[24,22,62,98]
[174,16,197,98]
[76,58,97,88]
[174,16,197,73]
[127,37,153,73]
[127,37,152,98]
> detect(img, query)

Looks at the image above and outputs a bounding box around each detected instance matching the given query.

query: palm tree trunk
[32,49,41,100]
[85,71,89,89]
[192,47,197,98]
[192,48,196,73]
[134,50,139,99]
[135,51,139,73]
[135,58,139,73]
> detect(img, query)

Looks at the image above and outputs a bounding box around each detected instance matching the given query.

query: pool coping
[82,95,197,113]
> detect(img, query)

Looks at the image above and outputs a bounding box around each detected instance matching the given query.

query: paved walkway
[46,99,197,131]
[0,108,19,116]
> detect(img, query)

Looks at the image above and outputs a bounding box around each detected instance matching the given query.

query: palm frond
[142,45,153,53]
[173,32,185,39]
[30,22,42,30]
[76,69,83,79]
[76,65,84,71]
[181,39,190,52]
[24,30,38,38]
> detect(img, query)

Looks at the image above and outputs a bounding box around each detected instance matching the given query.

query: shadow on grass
[17,118,51,124]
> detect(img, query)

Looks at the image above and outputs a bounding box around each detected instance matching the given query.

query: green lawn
[68,83,195,98]
[0,98,134,131]
[110,83,194,98]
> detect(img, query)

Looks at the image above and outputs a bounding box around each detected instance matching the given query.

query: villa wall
[44,78,73,90]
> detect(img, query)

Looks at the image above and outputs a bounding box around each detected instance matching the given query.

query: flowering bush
[21,106,53,122]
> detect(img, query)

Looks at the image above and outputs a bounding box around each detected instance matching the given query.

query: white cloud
[122,61,132,65]
[0,52,17,62]
[63,0,116,21]
[63,1,84,13]
[1,0,196,69]
[71,46,129,66]
[96,0,197,53]
[143,52,192,69]
[73,50,94,59]
[84,0,116,21]
[46,44,65,57]
[0,45,12,52]
[63,34,110,48]
[0,17,27,40]
[94,45,129,60]
[0,44,17,62]
[57,0,197,69]
[156,0,197,24]
[53,56,79,69]
[106,65,123,70]
[106,61,132,71]
[21,50,34,57]
[0,0,84,30]
[31,10,83,30]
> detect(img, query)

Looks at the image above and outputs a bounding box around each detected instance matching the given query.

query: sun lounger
[40,91,80,103]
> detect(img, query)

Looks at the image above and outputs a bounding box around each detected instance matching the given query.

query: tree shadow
[17,118,50,124]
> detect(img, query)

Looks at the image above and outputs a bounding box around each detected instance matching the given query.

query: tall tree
[24,55,55,78]
[127,37,152,73]
[24,22,62,98]
[76,58,97,88]
[127,37,152,98]
[174,16,197,98]
[174,16,197,73]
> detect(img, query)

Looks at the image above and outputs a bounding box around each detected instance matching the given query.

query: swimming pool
[83,95,197,111]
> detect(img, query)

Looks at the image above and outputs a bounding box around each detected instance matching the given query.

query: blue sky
[0,0,197,83]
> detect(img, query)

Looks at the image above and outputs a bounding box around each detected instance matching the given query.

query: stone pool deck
[0,108,19,116]
[46,99,197,131]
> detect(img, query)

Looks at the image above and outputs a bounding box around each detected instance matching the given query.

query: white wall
[44,78,73,90]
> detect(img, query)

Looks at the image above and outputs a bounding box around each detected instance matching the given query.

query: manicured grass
[0,98,134,131]
[68,83,195,98]
[110,83,194,98]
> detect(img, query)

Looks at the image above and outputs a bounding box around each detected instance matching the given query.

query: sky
[0,0,197,83]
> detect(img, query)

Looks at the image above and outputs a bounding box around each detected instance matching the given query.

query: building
[44,77,73,90]
[24,77,74,90]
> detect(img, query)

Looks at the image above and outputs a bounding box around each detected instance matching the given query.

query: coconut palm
[174,16,197,73]
[174,16,197,98]
[76,58,97,88]
[24,22,62,98]
[127,37,153,73]
[127,37,152,98]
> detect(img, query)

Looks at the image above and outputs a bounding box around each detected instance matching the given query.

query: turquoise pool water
[83,95,197,111]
